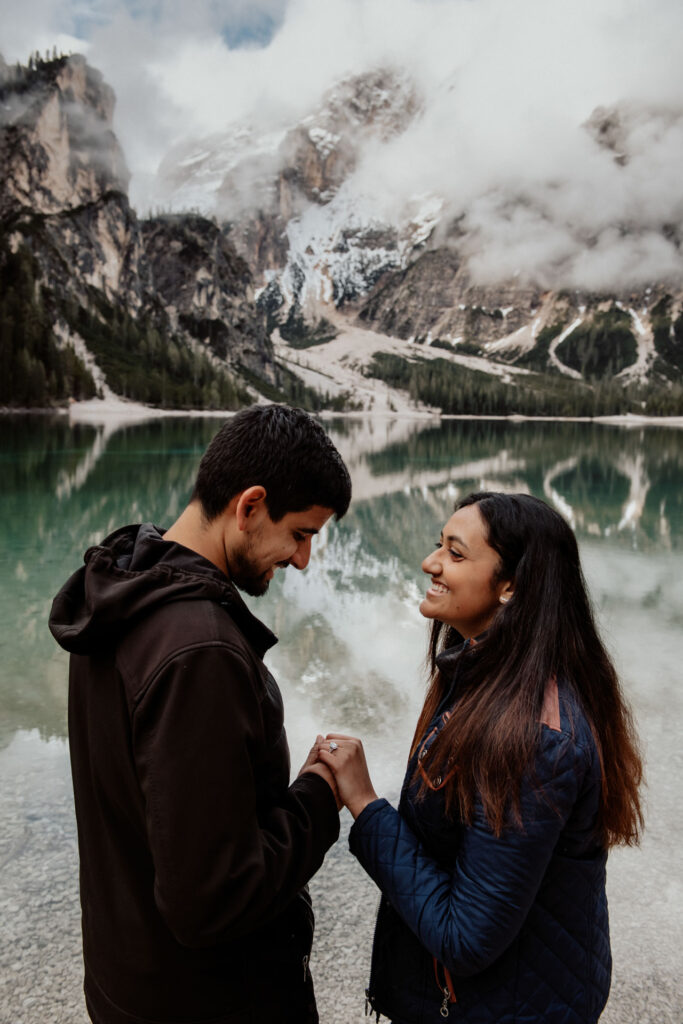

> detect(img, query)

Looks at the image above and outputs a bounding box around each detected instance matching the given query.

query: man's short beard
[228,548,270,597]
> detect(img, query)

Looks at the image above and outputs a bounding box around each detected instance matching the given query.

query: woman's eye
[449,549,463,560]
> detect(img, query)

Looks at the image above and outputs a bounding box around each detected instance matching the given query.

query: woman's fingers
[317,745,348,768]
[318,746,358,768]
[320,735,365,756]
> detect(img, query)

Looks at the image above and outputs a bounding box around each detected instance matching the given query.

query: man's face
[229,504,334,596]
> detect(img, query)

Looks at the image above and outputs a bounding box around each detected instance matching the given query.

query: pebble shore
[1,734,680,1024]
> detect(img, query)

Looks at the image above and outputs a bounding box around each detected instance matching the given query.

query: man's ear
[235,486,268,532]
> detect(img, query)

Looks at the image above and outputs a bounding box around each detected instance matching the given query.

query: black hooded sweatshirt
[49,523,339,1024]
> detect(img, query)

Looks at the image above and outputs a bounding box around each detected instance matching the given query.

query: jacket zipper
[364,896,384,1020]
[433,957,457,1018]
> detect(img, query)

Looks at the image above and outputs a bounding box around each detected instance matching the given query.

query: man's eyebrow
[441,532,469,550]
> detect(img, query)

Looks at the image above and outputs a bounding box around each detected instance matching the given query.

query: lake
[1,412,681,1023]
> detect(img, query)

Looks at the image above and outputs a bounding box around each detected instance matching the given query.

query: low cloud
[4,0,683,288]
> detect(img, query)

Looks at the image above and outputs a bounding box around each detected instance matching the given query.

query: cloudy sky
[3,0,683,288]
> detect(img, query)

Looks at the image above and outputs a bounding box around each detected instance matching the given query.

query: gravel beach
[1,732,680,1024]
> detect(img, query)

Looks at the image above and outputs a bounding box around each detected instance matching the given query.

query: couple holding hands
[51,405,643,1024]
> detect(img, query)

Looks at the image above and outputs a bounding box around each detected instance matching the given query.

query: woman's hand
[298,734,342,810]
[316,734,379,819]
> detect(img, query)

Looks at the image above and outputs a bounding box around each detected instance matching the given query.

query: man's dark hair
[191,404,352,522]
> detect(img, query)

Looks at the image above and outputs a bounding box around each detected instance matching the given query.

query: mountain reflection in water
[1,413,682,746]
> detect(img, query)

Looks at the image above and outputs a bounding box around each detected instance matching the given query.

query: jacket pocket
[256,888,315,968]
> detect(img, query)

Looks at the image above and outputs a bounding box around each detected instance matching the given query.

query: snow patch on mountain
[278,185,443,310]
[307,126,342,159]
[273,315,535,414]
[549,319,584,379]
[157,125,286,214]
[616,308,656,384]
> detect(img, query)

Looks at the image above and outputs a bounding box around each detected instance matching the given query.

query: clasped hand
[315,734,379,819]
[298,733,378,817]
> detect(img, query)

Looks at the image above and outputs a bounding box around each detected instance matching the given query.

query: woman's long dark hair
[411,491,643,847]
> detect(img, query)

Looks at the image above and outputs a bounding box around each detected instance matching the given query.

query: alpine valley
[2,53,682,415]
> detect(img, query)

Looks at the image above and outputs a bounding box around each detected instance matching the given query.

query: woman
[317,492,643,1024]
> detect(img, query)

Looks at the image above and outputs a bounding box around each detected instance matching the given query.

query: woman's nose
[422,550,441,575]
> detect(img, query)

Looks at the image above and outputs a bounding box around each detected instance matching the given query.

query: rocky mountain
[4,53,681,415]
[0,54,276,409]
[156,68,683,415]
[0,53,129,219]
[158,69,432,311]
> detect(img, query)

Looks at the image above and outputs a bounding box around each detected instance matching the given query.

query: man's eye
[294,532,305,543]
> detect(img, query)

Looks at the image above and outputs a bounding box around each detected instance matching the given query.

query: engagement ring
[329,741,339,752]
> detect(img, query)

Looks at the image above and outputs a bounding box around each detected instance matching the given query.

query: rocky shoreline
[1,731,680,1024]
[3,399,683,429]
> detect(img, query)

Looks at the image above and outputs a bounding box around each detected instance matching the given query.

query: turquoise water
[2,413,682,746]
[1,412,682,1022]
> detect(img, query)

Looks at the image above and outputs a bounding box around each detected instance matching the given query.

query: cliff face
[141,215,272,374]
[0,54,273,408]
[357,249,540,345]
[0,55,129,218]
[274,68,420,213]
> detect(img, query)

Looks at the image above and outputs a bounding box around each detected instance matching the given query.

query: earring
[499,594,510,604]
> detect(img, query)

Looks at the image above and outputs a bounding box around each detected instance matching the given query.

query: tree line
[0,244,96,407]
[365,352,683,417]
[0,239,249,410]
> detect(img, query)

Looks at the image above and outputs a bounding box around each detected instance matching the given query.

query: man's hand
[316,734,379,819]
[298,735,342,811]
[298,735,324,775]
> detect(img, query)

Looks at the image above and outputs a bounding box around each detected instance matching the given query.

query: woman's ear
[235,486,268,531]
[498,580,514,605]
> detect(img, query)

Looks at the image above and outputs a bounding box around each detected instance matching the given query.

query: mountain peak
[0,53,129,217]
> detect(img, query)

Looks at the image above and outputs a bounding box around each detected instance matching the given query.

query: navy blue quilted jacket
[349,643,611,1024]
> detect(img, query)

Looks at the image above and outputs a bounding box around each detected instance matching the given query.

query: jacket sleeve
[131,642,340,948]
[349,728,591,977]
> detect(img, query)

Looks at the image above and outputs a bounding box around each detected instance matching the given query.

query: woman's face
[420,503,513,639]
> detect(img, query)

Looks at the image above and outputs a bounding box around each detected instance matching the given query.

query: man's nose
[289,536,312,570]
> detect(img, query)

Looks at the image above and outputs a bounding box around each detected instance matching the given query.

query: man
[49,404,352,1024]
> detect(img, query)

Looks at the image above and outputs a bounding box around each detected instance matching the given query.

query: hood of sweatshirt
[48,523,277,658]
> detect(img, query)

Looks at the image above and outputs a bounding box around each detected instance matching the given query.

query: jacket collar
[125,523,278,657]
[49,522,278,658]
[435,632,483,675]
